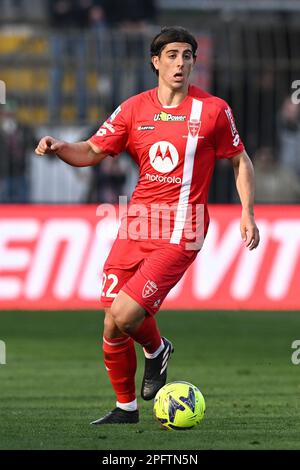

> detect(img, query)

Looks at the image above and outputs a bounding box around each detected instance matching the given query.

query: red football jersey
[89,85,244,248]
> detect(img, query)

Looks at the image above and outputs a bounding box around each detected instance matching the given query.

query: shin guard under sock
[102,335,137,404]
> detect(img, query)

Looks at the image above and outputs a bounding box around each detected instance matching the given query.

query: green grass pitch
[0,309,300,450]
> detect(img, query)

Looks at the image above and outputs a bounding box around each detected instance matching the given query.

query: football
[153,381,206,430]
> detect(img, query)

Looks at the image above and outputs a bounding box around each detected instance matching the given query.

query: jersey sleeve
[214,102,245,159]
[88,100,132,157]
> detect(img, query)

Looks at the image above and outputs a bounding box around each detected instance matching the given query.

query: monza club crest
[188,119,201,137]
[142,280,158,299]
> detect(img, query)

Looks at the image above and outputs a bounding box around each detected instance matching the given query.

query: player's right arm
[35,136,108,167]
[35,100,133,166]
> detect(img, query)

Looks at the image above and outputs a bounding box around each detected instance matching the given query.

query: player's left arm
[231,150,260,250]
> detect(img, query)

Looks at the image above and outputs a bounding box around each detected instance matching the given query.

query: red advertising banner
[0,204,299,310]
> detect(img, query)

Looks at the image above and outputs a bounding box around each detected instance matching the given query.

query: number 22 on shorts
[101,273,119,298]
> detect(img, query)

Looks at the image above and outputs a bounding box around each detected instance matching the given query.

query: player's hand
[35,136,65,156]
[240,211,260,250]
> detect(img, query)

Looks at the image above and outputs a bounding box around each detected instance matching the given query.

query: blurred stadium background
[0,0,300,450]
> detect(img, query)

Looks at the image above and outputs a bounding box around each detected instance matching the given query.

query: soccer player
[35,26,260,425]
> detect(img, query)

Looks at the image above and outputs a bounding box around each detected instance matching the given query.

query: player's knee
[116,320,132,335]
[110,307,131,333]
[103,312,122,338]
[110,304,136,334]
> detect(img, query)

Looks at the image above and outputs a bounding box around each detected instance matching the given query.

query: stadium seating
[0,29,103,125]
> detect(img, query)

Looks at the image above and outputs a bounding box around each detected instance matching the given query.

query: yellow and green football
[153,381,206,430]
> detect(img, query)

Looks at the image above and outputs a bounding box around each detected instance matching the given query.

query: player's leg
[110,292,174,402]
[92,291,169,424]
[103,307,137,410]
[99,237,165,355]
[92,236,159,425]
[91,239,187,423]
[110,290,162,351]
[101,269,165,357]
[121,245,198,401]
[91,306,139,425]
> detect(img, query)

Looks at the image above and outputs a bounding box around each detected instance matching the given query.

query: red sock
[103,335,137,404]
[130,315,162,354]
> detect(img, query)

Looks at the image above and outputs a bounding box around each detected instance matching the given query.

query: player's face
[152,42,195,90]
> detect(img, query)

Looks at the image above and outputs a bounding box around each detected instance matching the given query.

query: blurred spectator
[88,3,109,106]
[49,0,107,30]
[100,0,158,107]
[208,159,236,203]
[86,153,138,203]
[102,0,157,29]
[253,146,300,203]
[278,96,300,177]
[48,0,104,122]
[0,102,34,203]
[89,2,107,31]
[258,66,277,149]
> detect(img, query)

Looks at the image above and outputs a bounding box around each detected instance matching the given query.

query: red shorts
[100,238,198,315]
